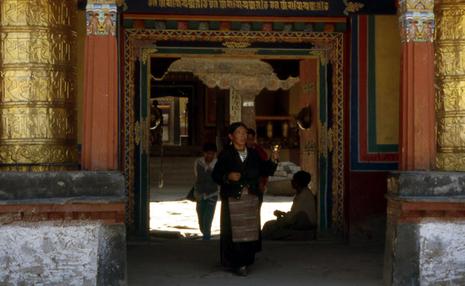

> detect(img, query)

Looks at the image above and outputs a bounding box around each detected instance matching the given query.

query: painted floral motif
[343,0,364,15]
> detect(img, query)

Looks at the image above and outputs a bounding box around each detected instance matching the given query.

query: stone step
[149,156,199,189]
[150,145,203,157]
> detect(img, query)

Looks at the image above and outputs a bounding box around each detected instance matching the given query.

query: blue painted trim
[319,62,329,230]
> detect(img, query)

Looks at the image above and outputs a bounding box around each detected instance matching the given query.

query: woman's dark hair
[202,142,217,152]
[292,171,311,187]
[228,122,248,134]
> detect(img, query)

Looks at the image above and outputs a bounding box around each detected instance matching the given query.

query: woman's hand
[271,145,280,162]
[274,210,285,218]
[228,172,241,182]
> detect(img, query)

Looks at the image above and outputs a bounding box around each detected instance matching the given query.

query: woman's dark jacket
[212,145,277,268]
[212,146,277,199]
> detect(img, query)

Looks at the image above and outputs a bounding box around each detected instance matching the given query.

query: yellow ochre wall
[375,16,400,145]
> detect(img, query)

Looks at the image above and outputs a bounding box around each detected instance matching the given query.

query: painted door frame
[133,58,151,237]
[123,29,345,235]
[133,48,335,236]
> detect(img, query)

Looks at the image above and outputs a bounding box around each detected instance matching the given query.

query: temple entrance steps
[150,155,197,201]
[150,145,202,157]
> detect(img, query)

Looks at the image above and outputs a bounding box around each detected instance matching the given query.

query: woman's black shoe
[235,266,247,276]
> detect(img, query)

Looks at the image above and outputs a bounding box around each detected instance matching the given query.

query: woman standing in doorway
[212,122,279,276]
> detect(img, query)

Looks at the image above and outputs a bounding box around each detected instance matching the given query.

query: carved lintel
[223,48,258,56]
[222,41,251,49]
[166,57,299,93]
[140,48,158,64]
[398,0,434,14]
[87,0,126,6]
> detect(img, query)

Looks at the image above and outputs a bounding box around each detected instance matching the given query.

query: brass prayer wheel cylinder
[435,0,465,171]
[0,0,78,171]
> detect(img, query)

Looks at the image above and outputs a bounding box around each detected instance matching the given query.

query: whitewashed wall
[0,221,102,285]
[419,222,465,286]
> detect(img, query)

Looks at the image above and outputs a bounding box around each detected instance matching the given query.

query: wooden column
[82,1,118,170]
[299,59,319,191]
[398,0,436,170]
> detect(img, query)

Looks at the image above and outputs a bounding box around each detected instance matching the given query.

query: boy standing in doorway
[194,143,219,240]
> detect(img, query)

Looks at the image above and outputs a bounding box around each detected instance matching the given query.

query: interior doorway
[148,70,297,239]
[148,68,226,238]
[139,55,333,241]
[147,64,284,238]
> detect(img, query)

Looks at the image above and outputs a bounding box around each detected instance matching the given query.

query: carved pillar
[229,88,242,124]
[435,0,465,170]
[82,0,118,170]
[0,0,78,171]
[398,0,436,170]
[299,59,318,192]
[239,90,257,130]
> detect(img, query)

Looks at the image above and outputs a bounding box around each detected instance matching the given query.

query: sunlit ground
[150,196,293,238]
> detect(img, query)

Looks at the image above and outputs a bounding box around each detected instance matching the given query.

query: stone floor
[150,196,293,238]
[127,240,384,286]
[138,156,385,285]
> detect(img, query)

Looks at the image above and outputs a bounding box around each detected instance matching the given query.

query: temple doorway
[124,29,345,239]
[132,55,337,241]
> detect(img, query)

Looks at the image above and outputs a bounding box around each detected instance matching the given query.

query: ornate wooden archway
[123,27,345,233]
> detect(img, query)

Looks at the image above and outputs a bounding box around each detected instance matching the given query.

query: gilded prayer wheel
[0,0,78,171]
[435,0,465,171]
